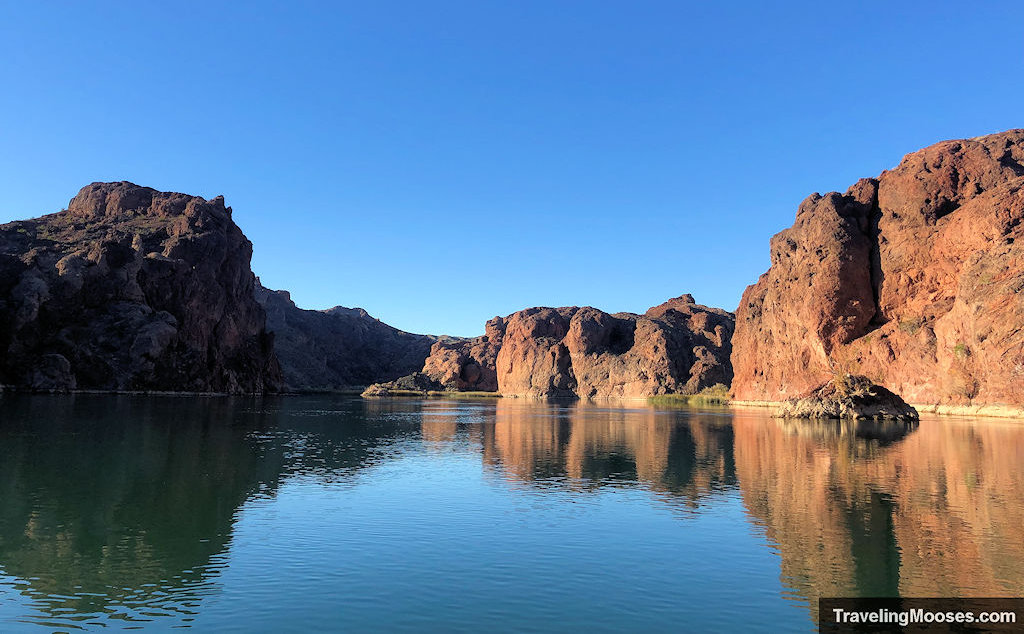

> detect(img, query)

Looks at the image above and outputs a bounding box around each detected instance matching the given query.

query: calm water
[0,396,1022,632]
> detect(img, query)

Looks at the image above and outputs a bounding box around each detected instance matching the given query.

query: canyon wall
[732,130,1024,407]
[0,182,281,393]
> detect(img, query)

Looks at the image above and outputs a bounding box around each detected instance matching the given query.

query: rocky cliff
[255,282,435,390]
[732,130,1024,408]
[496,295,734,398]
[0,182,281,392]
[365,295,733,399]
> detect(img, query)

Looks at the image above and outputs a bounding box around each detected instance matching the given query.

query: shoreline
[3,387,1023,420]
[730,399,1024,421]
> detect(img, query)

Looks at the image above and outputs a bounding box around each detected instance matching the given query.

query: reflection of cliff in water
[0,395,277,622]
[4,394,1023,628]
[0,394,423,624]
[733,411,1024,606]
[480,400,737,507]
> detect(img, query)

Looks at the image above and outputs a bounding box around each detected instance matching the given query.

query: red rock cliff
[494,295,733,398]
[732,130,1024,407]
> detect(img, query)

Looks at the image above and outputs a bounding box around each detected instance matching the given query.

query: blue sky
[1,2,1021,336]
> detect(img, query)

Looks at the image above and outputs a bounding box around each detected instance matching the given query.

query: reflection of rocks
[482,400,736,504]
[775,375,919,421]
[0,394,425,624]
[772,416,918,445]
[733,413,1024,606]
[0,395,281,620]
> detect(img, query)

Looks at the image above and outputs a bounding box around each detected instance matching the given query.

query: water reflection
[0,394,423,628]
[732,411,1024,605]
[0,395,279,628]
[0,394,1022,631]
[481,400,736,507]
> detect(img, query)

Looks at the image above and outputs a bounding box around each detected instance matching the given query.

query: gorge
[1,129,1022,417]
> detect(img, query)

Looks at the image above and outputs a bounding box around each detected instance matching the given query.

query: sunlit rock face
[0,182,281,393]
[494,295,734,398]
[732,130,1024,408]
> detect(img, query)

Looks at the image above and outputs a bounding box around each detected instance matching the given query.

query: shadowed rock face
[733,130,1024,407]
[255,282,435,390]
[0,182,281,393]
[494,294,734,398]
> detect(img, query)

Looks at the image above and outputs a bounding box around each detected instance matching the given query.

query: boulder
[775,375,919,421]
[361,372,443,397]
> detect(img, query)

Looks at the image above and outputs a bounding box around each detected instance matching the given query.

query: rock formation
[496,295,734,398]
[0,182,281,392]
[363,295,733,399]
[421,317,505,391]
[733,130,1024,409]
[774,375,919,421]
[255,282,435,390]
[360,372,444,397]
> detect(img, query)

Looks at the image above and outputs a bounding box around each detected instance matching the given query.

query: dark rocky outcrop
[774,375,919,421]
[360,372,444,397]
[733,130,1024,409]
[255,282,435,390]
[0,182,281,393]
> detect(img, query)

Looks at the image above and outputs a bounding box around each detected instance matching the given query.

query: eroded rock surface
[0,182,281,392]
[495,295,734,398]
[733,130,1024,407]
[364,295,733,399]
[420,317,505,391]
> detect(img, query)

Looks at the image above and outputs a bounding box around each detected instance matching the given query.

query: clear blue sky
[1,2,1021,336]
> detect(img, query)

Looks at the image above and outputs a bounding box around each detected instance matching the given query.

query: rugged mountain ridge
[0,182,281,392]
[732,129,1024,409]
[254,282,435,390]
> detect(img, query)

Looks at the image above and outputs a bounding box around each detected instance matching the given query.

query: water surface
[0,395,1021,631]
